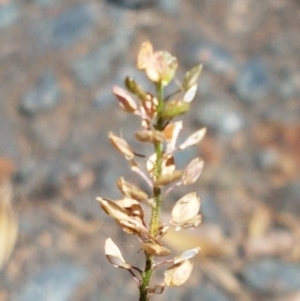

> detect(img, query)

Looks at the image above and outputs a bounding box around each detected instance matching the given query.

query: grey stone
[72,31,132,87]
[50,4,95,49]
[267,181,300,214]
[158,0,180,15]
[0,3,19,28]
[255,148,280,171]
[235,58,270,104]
[19,71,61,116]
[106,0,154,9]
[13,263,87,301]
[241,258,300,295]
[194,97,245,135]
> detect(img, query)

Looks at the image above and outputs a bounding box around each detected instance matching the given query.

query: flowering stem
[139,81,165,301]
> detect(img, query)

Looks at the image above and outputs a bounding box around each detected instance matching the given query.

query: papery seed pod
[135,130,165,143]
[182,64,203,91]
[105,238,131,270]
[116,198,145,220]
[155,170,182,186]
[164,260,193,286]
[161,100,190,120]
[153,51,178,86]
[0,180,18,270]
[170,192,201,230]
[116,177,148,202]
[108,132,135,160]
[112,86,137,113]
[182,158,204,185]
[137,40,154,70]
[141,242,171,257]
[164,121,183,154]
[183,84,198,103]
[147,153,176,181]
[178,128,206,150]
[174,247,200,264]
[98,198,130,222]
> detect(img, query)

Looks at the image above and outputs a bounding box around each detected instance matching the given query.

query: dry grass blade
[0,180,18,270]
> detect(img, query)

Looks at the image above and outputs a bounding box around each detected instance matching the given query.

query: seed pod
[161,100,190,120]
[116,177,148,202]
[135,130,165,143]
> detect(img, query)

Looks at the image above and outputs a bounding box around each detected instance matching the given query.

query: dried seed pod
[141,242,171,257]
[105,238,131,270]
[164,260,193,286]
[164,121,182,154]
[155,170,182,186]
[108,132,135,160]
[183,84,198,103]
[98,198,130,222]
[179,128,206,150]
[112,85,137,113]
[174,247,200,264]
[116,198,145,220]
[135,130,165,143]
[182,64,203,91]
[182,158,204,185]
[116,177,148,201]
[0,180,18,270]
[161,100,190,120]
[170,192,201,231]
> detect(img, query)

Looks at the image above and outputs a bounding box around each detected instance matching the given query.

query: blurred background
[0,0,300,300]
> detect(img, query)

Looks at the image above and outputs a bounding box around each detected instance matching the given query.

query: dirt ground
[0,0,300,300]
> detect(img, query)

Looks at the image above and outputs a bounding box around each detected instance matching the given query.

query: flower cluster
[97,41,206,301]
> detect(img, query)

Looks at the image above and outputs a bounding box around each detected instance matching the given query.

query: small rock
[0,3,20,28]
[177,38,236,74]
[267,181,300,214]
[72,31,132,87]
[235,58,270,105]
[277,67,300,101]
[19,71,61,116]
[50,4,95,49]
[241,258,300,295]
[13,262,87,301]
[158,0,180,15]
[106,0,155,9]
[255,148,280,171]
[194,97,245,135]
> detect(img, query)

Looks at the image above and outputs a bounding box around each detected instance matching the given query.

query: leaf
[141,242,171,257]
[170,192,201,230]
[182,64,203,91]
[178,127,207,150]
[182,157,204,185]
[0,180,18,270]
[108,132,135,160]
[116,177,148,202]
[105,238,131,269]
[164,260,193,286]
[112,86,137,113]
[174,247,200,264]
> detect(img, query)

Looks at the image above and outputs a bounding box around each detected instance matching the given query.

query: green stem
[139,82,165,301]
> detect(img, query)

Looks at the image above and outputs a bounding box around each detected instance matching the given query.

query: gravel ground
[0,0,300,300]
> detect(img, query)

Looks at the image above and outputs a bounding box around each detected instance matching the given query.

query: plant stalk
[139,81,164,301]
